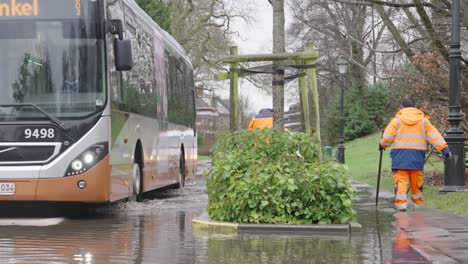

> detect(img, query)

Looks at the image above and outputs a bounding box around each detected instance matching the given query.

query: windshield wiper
[0,103,70,131]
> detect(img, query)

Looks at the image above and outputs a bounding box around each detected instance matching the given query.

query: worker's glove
[378,144,385,151]
[444,152,453,160]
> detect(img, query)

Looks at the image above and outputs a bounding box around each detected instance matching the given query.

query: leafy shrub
[206,130,355,224]
[324,82,395,145]
[344,103,378,139]
[366,83,395,129]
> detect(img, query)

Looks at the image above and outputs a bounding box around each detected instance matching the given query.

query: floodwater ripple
[0,175,427,264]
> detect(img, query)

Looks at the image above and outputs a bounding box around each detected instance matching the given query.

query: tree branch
[413,0,449,59]
[374,4,415,60]
[331,0,448,14]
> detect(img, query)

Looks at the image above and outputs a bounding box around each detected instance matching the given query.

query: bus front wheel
[178,154,185,189]
[131,163,142,201]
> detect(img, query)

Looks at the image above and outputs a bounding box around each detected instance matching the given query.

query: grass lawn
[345,132,468,216]
[198,155,211,161]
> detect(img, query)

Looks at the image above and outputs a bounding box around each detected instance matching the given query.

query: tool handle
[375,148,384,207]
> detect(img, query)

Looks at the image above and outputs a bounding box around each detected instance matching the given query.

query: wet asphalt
[0,160,431,264]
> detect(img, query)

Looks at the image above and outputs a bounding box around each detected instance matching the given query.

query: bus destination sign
[0,0,86,19]
[0,0,39,17]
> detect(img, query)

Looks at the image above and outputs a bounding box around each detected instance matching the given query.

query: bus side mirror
[107,19,133,71]
[114,38,133,71]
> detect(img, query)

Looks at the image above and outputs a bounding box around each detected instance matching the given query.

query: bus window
[0,21,36,39]
[107,0,126,111]
[0,21,104,120]
[119,3,157,118]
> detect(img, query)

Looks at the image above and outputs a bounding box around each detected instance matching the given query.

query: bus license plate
[0,183,15,195]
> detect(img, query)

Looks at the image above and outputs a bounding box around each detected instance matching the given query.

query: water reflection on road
[0,181,208,264]
[0,169,427,263]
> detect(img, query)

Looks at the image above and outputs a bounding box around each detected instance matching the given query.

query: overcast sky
[229,0,274,111]
[226,0,298,113]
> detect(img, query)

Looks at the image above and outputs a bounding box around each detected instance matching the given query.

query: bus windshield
[0,1,104,121]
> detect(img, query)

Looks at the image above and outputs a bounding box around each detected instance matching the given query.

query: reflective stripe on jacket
[380,107,448,170]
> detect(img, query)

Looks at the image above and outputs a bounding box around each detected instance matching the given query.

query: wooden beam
[214,72,230,81]
[221,52,319,64]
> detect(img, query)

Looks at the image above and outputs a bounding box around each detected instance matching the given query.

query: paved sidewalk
[394,207,468,263]
[375,186,468,263]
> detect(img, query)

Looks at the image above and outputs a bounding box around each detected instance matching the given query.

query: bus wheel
[131,163,142,201]
[178,154,185,189]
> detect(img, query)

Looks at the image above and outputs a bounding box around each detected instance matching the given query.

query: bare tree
[288,0,383,109]
[365,0,467,124]
[338,0,468,68]
[167,0,249,92]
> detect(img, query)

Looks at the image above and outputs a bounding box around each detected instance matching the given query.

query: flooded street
[0,161,427,264]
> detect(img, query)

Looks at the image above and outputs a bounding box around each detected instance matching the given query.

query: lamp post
[441,0,467,192]
[336,55,348,164]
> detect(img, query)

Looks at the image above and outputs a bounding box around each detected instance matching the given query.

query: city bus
[0,0,197,203]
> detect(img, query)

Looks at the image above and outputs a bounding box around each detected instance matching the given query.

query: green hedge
[324,82,396,145]
[206,130,355,224]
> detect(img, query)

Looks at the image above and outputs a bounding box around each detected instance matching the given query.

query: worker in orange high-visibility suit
[248,108,273,130]
[379,98,452,211]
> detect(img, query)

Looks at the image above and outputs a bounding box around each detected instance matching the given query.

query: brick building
[196,96,230,154]
[284,103,302,132]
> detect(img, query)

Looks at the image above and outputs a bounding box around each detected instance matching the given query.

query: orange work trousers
[392,170,424,210]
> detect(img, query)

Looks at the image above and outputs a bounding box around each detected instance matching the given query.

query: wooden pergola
[215,43,321,143]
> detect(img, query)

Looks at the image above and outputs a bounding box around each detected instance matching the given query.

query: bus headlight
[83,151,95,164]
[71,160,84,171]
[65,142,108,176]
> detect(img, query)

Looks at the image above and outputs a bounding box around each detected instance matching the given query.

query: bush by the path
[206,130,355,224]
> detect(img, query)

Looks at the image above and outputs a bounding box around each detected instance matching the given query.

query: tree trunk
[350,41,366,95]
[272,0,285,131]
[347,5,368,96]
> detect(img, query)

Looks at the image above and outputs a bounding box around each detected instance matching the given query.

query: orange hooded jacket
[380,107,449,170]
[248,109,273,131]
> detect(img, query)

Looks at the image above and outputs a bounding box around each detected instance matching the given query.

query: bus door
[106,0,133,200]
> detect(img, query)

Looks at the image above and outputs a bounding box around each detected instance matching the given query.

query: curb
[238,223,351,233]
[192,217,239,230]
[192,212,239,234]
[192,212,361,235]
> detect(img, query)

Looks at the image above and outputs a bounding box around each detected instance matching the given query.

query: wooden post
[297,59,310,134]
[229,46,239,131]
[306,44,321,152]
[216,48,320,132]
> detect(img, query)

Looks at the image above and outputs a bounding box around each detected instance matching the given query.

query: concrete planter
[192,212,361,236]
